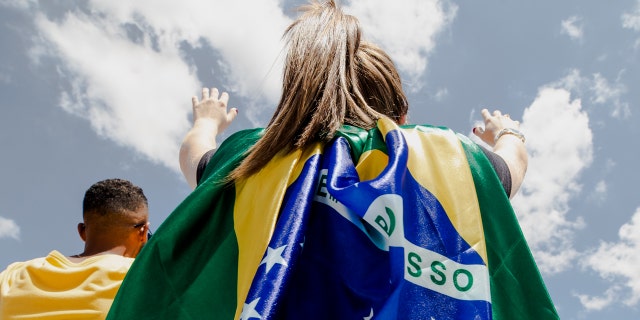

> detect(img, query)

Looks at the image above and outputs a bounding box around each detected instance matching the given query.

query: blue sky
[1,0,639,319]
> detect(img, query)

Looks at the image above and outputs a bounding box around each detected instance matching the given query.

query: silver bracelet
[494,128,525,144]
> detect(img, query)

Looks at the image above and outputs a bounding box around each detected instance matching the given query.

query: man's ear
[137,223,148,243]
[77,223,87,241]
[399,114,407,125]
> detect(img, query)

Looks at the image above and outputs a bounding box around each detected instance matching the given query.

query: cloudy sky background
[1,0,639,319]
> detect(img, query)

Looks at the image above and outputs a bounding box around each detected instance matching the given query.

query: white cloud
[433,88,449,101]
[0,216,20,240]
[27,1,454,171]
[344,0,457,90]
[29,0,291,170]
[590,73,630,119]
[594,180,607,194]
[622,1,640,31]
[82,0,291,124]
[511,85,593,274]
[588,180,608,204]
[604,158,616,172]
[574,286,619,311]
[561,16,584,41]
[552,69,583,92]
[622,1,640,48]
[34,13,198,171]
[552,69,630,119]
[579,207,640,308]
[0,0,35,9]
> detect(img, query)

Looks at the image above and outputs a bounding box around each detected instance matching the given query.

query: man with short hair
[0,178,150,320]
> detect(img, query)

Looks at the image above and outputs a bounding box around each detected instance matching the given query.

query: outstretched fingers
[480,108,491,119]
[219,91,229,105]
[474,108,522,146]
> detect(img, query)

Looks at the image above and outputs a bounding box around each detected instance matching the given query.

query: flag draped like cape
[107,118,558,319]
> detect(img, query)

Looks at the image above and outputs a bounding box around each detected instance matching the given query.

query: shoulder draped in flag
[107,118,558,320]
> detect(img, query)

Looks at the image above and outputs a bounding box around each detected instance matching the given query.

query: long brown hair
[230,0,407,181]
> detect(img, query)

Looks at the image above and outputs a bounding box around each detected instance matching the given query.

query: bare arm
[473,109,528,198]
[180,87,238,189]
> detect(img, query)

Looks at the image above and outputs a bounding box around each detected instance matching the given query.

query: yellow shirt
[0,250,134,320]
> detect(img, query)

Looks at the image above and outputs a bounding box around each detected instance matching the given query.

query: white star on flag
[364,308,374,320]
[240,298,262,320]
[259,245,288,273]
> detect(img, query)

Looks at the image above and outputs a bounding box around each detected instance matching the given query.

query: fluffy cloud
[28,0,454,171]
[588,180,608,204]
[561,16,584,41]
[622,1,640,48]
[622,1,640,31]
[575,287,618,311]
[511,84,593,274]
[578,207,640,309]
[0,0,34,9]
[553,69,630,119]
[29,0,291,171]
[35,13,198,170]
[0,216,20,240]
[344,0,457,90]
[81,0,290,103]
[590,73,630,118]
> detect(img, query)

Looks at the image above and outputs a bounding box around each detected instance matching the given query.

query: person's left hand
[180,87,239,189]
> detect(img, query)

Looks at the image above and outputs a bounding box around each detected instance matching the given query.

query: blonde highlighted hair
[230,0,407,181]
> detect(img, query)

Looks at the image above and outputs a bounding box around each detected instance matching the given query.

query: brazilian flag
[107,118,558,319]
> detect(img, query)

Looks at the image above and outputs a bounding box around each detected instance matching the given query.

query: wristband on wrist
[494,128,525,144]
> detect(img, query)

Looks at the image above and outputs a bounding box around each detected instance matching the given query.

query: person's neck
[74,244,134,258]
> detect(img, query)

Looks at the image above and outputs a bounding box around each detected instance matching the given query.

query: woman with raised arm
[108,1,556,319]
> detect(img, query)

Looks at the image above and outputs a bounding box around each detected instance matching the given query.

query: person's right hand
[191,87,238,133]
[472,108,528,198]
[472,109,521,147]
